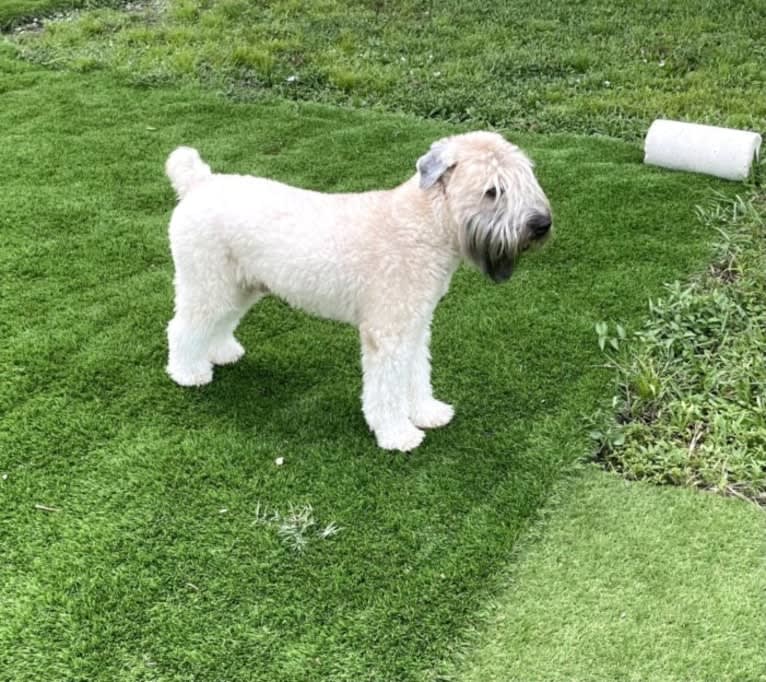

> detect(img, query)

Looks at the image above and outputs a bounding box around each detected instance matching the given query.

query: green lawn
[9,0,766,139]
[0,0,119,29]
[451,467,766,682]
[2,1,765,680]
[0,53,728,681]
[0,0,64,27]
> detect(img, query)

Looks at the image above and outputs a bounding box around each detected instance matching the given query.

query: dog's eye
[484,187,502,200]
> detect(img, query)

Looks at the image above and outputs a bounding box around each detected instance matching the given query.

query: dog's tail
[165,146,212,200]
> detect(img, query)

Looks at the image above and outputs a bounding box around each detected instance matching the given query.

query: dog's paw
[167,363,213,387]
[375,422,426,452]
[209,338,245,366]
[411,399,454,429]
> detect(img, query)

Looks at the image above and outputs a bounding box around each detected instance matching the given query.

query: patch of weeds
[254,502,342,552]
[591,190,766,505]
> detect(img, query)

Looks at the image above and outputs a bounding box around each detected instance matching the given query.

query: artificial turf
[450,466,766,682]
[0,49,737,680]
[4,0,766,679]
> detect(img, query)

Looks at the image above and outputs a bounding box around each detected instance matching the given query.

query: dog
[164,131,552,451]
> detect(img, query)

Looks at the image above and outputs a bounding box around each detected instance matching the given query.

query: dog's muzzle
[488,212,552,283]
[465,209,552,284]
[527,211,553,241]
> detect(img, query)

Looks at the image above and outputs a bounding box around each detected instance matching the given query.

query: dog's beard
[462,212,524,283]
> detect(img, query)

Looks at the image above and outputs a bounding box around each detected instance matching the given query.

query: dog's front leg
[408,323,455,429]
[359,323,425,452]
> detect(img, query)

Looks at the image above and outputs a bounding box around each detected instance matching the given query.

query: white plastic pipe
[644,119,762,181]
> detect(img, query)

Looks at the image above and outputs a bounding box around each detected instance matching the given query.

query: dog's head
[417,131,552,282]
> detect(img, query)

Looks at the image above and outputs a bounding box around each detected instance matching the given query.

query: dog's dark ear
[416,140,455,189]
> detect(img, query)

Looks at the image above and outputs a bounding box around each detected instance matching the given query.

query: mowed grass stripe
[449,467,766,682]
[1,62,726,681]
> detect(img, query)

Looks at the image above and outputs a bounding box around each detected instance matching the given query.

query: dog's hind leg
[359,321,425,452]
[207,310,246,366]
[166,310,216,387]
[207,286,266,366]
[166,267,244,386]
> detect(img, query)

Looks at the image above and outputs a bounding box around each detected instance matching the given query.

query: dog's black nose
[528,212,552,239]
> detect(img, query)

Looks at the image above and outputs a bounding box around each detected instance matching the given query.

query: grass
[0,0,71,28]
[0,50,732,681]
[8,0,766,139]
[449,466,766,682]
[592,190,766,503]
[0,0,122,30]
[2,0,765,680]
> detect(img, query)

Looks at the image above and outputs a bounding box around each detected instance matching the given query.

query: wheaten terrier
[165,131,552,452]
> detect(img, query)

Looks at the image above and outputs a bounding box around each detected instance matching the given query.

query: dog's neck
[395,175,461,251]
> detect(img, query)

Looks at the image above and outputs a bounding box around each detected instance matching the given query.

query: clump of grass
[591,190,766,504]
[254,503,341,552]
